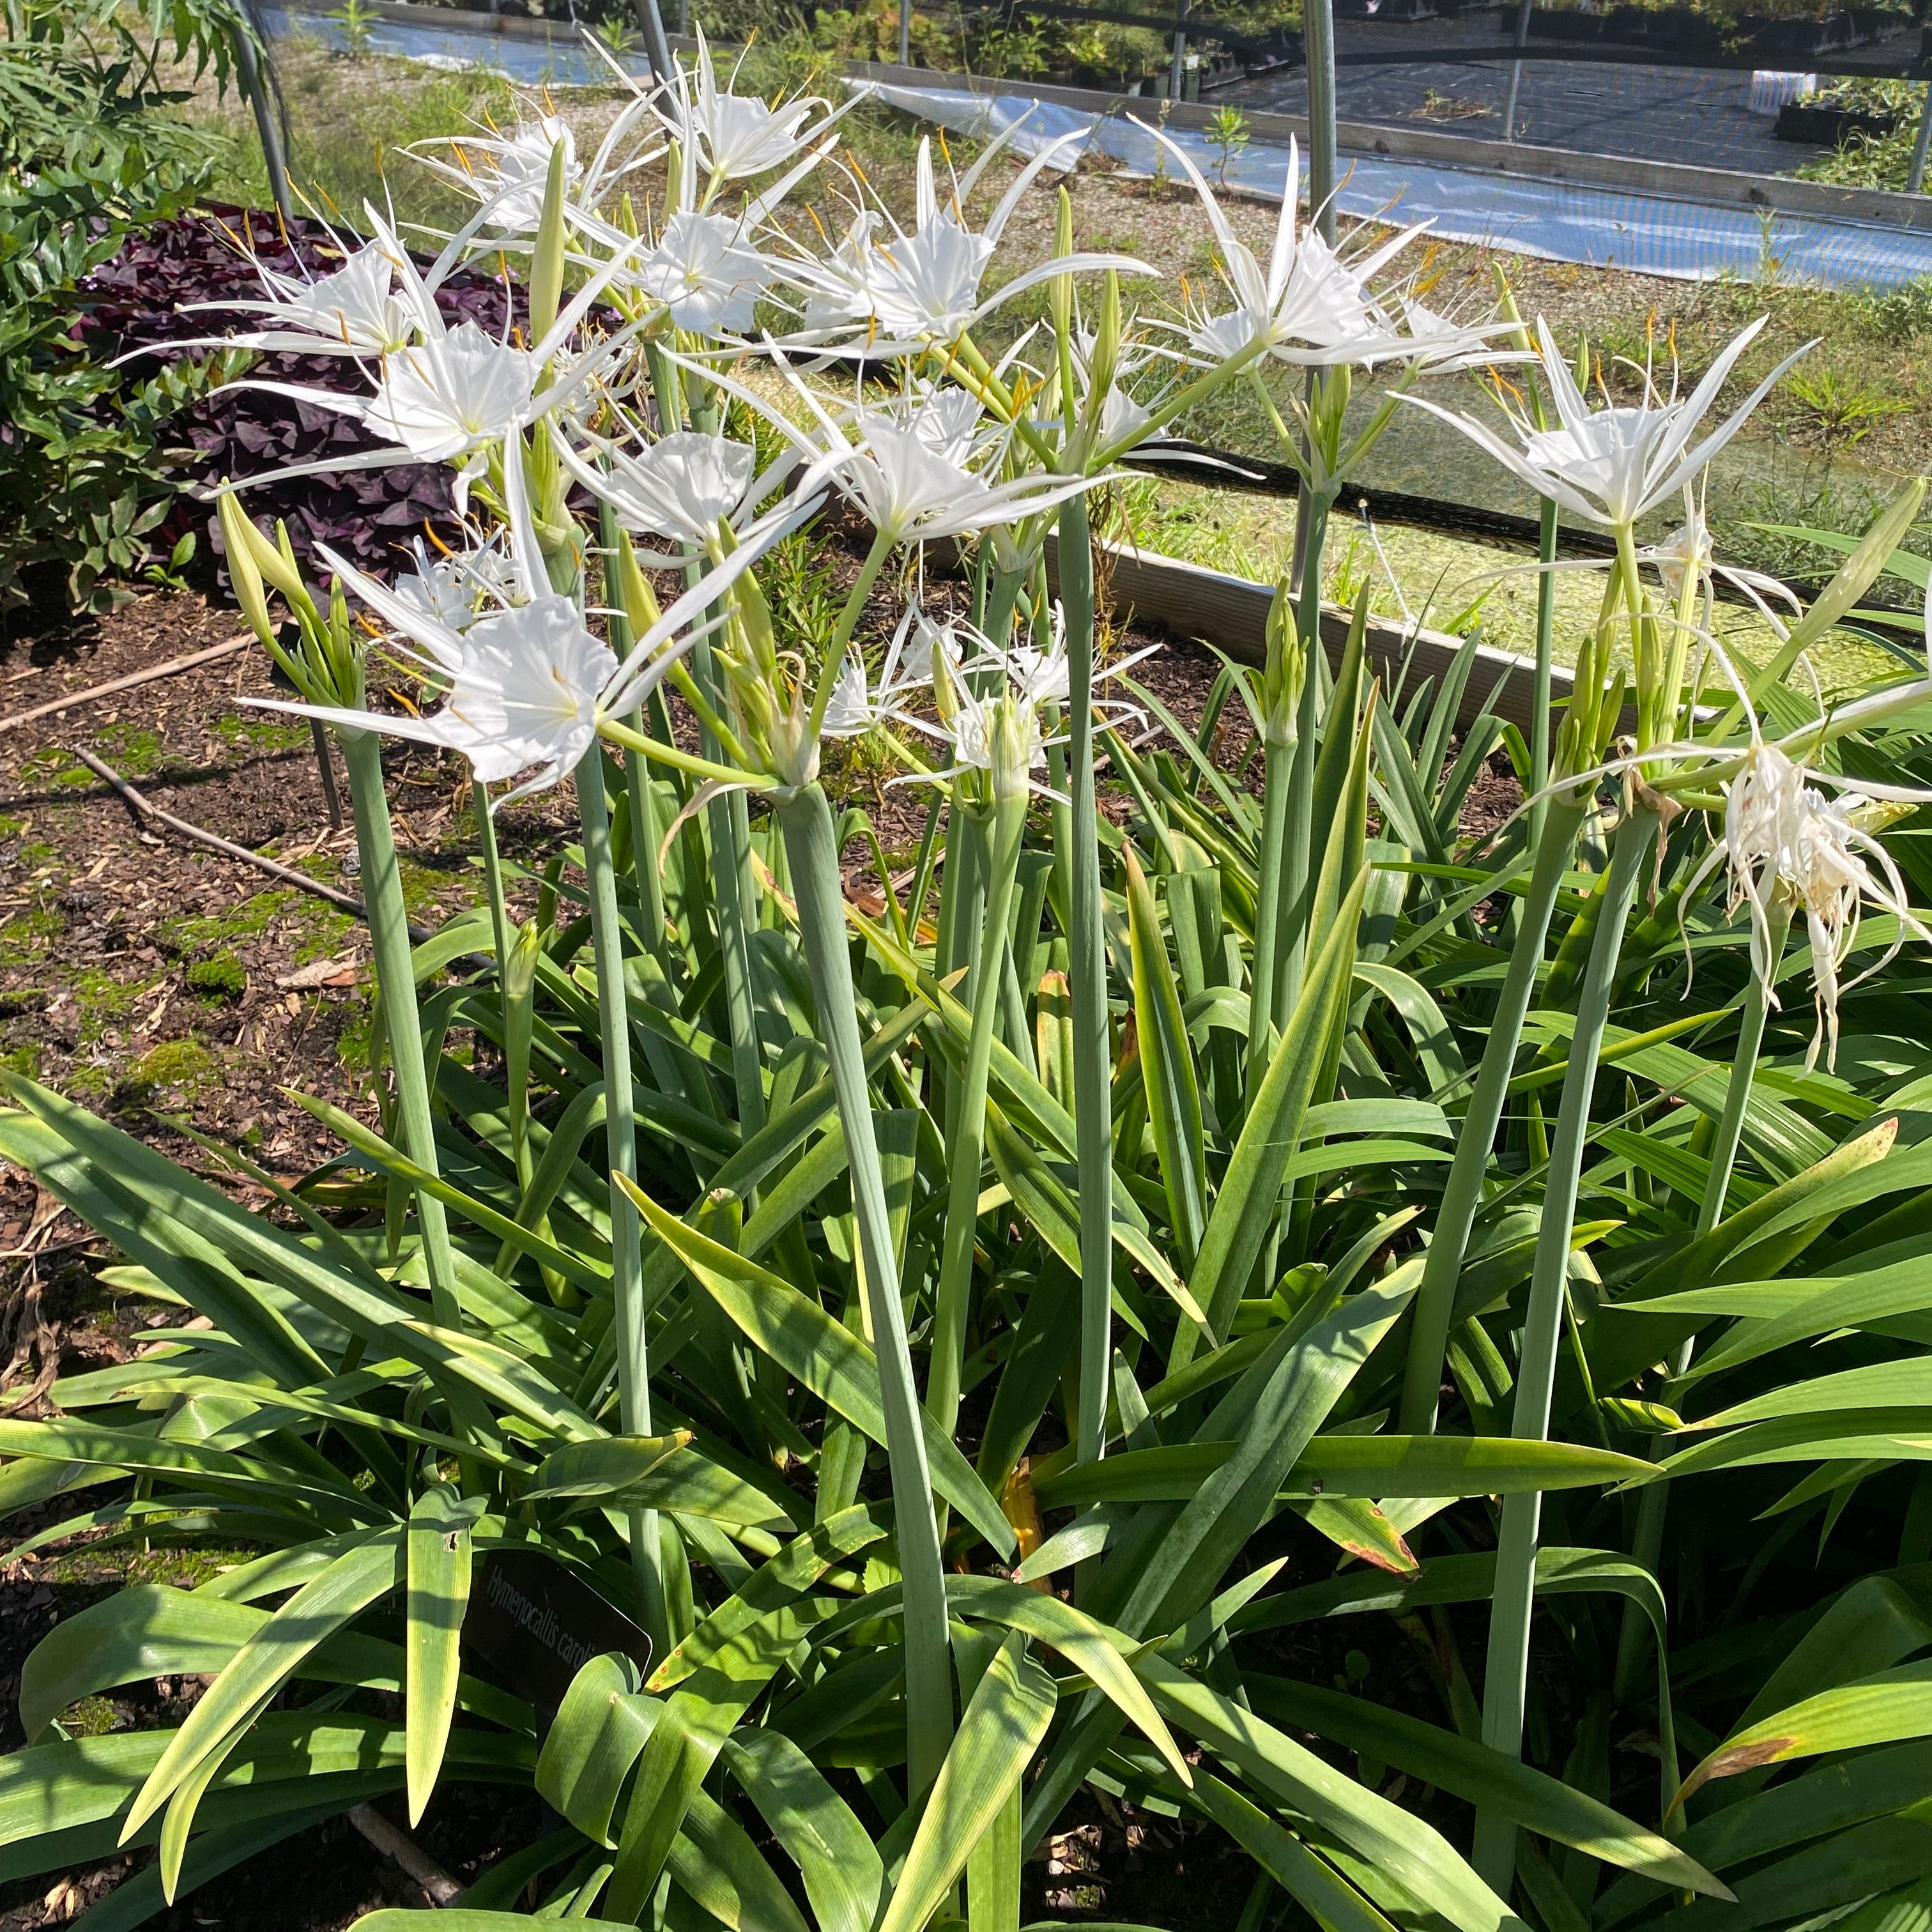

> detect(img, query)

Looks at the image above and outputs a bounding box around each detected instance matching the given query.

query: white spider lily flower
[452,116,579,235]
[1684,741,1932,1068]
[212,256,644,511]
[1401,317,1814,536]
[250,581,619,805]
[819,634,929,739]
[655,26,843,183]
[183,233,417,356]
[389,536,517,634]
[412,94,663,236]
[783,126,1149,346]
[701,351,1111,546]
[1157,130,1445,371]
[1008,616,1163,709]
[797,209,880,336]
[634,208,777,334]
[1393,294,1520,376]
[893,604,981,685]
[245,459,824,804]
[1642,498,1800,634]
[369,322,539,463]
[908,381,990,464]
[557,430,796,564]
[820,412,1106,545]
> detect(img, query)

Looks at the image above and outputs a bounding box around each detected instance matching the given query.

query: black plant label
[464,1548,653,1714]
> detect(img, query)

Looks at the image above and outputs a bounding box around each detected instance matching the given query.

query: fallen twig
[68,746,433,943]
[347,1804,462,1908]
[0,635,251,736]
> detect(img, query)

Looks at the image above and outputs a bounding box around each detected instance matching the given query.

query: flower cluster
[194,35,1922,1062]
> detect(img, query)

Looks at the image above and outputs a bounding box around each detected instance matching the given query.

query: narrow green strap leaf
[945,1575,1192,1787]
[620,1176,1015,1557]
[1135,1653,1526,1932]
[968,1777,1023,1932]
[721,1730,885,1932]
[406,1485,478,1827]
[650,1506,882,1693]
[536,1654,654,1848]
[1034,1435,1652,1508]
[1126,849,1207,1271]
[1677,1659,1932,1812]
[879,1632,1058,1932]
[1188,866,1370,1353]
[123,1532,403,1840]
[1186,1771,1397,1932]
[1244,1677,1727,1896]
[523,1434,693,1502]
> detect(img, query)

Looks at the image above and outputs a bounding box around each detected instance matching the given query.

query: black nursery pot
[1774,98,1901,142]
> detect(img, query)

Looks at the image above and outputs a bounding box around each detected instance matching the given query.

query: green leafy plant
[1205,103,1252,185]
[594,10,640,53]
[12,60,1932,1932]
[1784,364,1917,445]
[0,0,230,611]
[328,0,378,58]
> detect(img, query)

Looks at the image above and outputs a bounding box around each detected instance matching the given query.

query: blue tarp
[259,6,1932,291]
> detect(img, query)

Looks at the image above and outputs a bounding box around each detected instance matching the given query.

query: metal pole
[1503,0,1533,140]
[1909,79,1932,194]
[1170,0,1188,99]
[631,0,673,82]
[900,0,910,66]
[1304,0,1337,239]
[232,23,294,226]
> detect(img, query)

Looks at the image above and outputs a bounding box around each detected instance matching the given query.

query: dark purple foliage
[75,206,523,583]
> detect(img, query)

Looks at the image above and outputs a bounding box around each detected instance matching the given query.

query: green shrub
[0,0,249,611]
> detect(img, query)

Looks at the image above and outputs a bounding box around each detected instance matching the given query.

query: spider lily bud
[1081,270,1123,447]
[611,529,663,643]
[503,916,544,1004]
[1261,576,1305,749]
[986,693,1038,808]
[218,493,306,611]
[217,490,276,648]
[1492,272,1535,361]
[1049,185,1075,344]
[529,139,569,349]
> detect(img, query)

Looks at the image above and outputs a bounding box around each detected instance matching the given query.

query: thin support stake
[1504,0,1533,140]
[312,718,344,830]
[1303,0,1339,240]
[631,0,673,82]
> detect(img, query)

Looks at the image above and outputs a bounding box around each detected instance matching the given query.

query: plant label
[465,1549,653,1712]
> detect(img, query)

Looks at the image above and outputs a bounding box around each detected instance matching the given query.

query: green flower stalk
[217,493,461,1329]
[1056,493,1117,1470]
[776,781,954,1797]
[1473,802,1658,1891]
[576,744,668,1644]
[1246,579,1306,1095]
[929,693,1033,1436]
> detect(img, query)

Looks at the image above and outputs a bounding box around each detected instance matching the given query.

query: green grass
[186,40,521,234]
